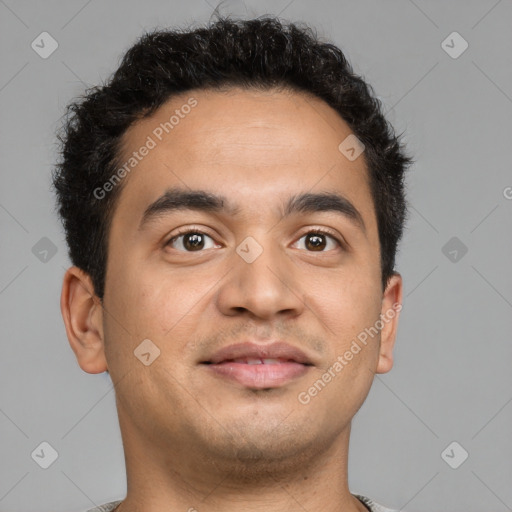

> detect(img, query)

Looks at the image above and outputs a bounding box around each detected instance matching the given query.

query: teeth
[246,358,263,365]
[262,358,281,364]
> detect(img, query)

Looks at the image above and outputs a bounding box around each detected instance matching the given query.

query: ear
[375,272,403,374]
[60,266,108,374]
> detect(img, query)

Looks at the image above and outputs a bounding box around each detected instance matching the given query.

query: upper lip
[202,341,314,365]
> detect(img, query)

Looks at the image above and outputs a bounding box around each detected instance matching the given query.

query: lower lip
[204,362,310,389]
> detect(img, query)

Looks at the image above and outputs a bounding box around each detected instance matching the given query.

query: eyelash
[165,226,345,252]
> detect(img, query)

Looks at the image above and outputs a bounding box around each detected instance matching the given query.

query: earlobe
[60,266,108,374]
[375,272,403,374]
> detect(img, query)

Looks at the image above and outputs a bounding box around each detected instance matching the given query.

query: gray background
[0,0,511,510]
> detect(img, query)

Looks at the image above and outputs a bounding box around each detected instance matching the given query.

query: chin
[195,416,324,473]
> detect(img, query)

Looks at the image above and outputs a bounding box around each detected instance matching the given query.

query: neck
[114,408,368,512]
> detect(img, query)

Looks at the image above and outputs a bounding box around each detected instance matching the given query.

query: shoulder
[85,501,123,512]
[354,494,403,512]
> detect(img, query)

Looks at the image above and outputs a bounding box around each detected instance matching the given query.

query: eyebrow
[138,187,366,234]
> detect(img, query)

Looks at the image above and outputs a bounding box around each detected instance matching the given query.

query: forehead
[113,87,376,235]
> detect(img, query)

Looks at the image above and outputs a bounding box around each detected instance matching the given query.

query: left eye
[293,231,341,252]
[166,231,217,252]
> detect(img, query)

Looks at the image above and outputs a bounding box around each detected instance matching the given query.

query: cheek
[103,269,200,403]
[310,268,381,344]
[304,280,381,408]
[123,267,216,352]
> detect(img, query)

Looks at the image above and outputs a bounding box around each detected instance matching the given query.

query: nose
[215,236,305,321]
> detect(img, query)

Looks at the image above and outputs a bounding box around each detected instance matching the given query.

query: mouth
[200,342,314,389]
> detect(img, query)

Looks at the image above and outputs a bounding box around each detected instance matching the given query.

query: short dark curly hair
[52,15,411,301]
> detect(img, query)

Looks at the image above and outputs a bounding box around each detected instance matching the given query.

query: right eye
[165,230,218,252]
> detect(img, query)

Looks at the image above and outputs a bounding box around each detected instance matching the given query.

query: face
[83,87,401,474]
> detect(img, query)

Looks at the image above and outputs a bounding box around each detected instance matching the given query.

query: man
[53,15,410,512]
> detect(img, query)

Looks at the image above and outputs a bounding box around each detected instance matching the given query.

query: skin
[61,87,402,512]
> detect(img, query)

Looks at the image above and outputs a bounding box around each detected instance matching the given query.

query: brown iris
[181,232,206,251]
[305,233,327,251]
